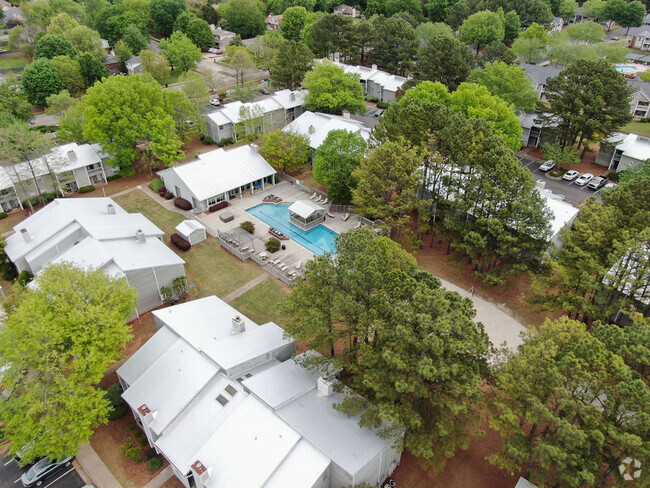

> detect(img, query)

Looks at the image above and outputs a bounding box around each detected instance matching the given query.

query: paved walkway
[76,443,123,488]
[437,277,526,352]
[142,465,173,488]
[222,272,270,303]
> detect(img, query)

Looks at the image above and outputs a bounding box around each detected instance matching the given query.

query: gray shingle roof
[521,63,562,86]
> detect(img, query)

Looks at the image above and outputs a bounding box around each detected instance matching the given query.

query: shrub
[104,384,124,408]
[608,171,621,182]
[120,439,134,455]
[145,448,158,460]
[240,221,255,234]
[172,276,188,297]
[365,94,379,102]
[107,404,127,420]
[0,212,7,220]
[158,188,167,196]
[266,237,280,252]
[139,437,148,446]
[148,457,162,471]
[33,125,58,133]
[174,197,192,210]
[160,285,173,304]
[125,446,142,463]
[79,185,95,193]
[106,174,122,182]
[24,192,56,207]
[218,92,227,100]
[217,137,234,147]
[203,136,214,144]
[149,178,165,192]
[376,101,390,109]
[15,270,33,287]
[209,201,228,212]
[171,233,191,251]
[164,191,174,200]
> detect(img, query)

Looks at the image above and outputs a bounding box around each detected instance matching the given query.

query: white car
[603,182,618,190]
[539,160,555,172]
[207,48,219,54]
[574,173,594,186]
[210,98,221,106]
[562,170,579,181]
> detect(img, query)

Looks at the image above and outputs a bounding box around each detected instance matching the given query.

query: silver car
[574,173,594,186]
[21,456,73,487]
[539,160,555,172]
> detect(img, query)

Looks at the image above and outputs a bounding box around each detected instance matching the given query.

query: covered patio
[288,200,325,230]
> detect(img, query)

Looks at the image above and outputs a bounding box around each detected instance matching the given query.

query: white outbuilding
[175,220,207,245]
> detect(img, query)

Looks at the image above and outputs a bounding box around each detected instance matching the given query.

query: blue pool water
[246,202,339,255]
[616,66,635,72]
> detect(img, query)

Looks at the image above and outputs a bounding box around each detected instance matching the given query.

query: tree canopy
[302,62,366,115]
[313,129,366,204]
[467,61,538,113]
[34,33,77,60]
[150,0,187,36]
[22,58,64,107]
[219,0,266,38]
[0,264,138,464]
[159,31,202,72]
[259,128,310,173]
[270,40,314,90]
[416,35,473,90]
[458,10,505,54]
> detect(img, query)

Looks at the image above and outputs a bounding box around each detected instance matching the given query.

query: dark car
[21,456,74,487]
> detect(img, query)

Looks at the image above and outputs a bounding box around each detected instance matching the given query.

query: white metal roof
[515,478,539,488]
[121,338,219,436]
[10,143,102,181]
[155,374,247,474]
[0,166,15,191]
[204,322,292,372]
[263,439,330,488]
[537,189,579,238]
[158,145,276,202]
[613,132,650,161]
[272,89,307,109]
[332,60,406,92]
[283,111,371,150]
[288,200,324,219]
[277,385,394,476]
[117,326,179,386]
[176,219,206,238]
[243,354,320,410]
[152,296,260,352]
[102,236,185,271]
[50,236,114,270]
[76,214,163,241]
[195,395,301,488]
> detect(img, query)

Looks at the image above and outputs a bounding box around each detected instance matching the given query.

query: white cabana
[288,200,325,230]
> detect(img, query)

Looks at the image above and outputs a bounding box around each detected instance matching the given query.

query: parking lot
[518,156,605,205]
[0,455,85,488]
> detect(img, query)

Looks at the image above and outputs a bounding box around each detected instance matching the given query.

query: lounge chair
[310,193,318,200]
[322,197,328,204]
[279,264,288,271]
[327,211,334,218]
[354,221,362,229]
[287,271,296,278]
[294,260,301,269]
[240,246,249,252]
[341,213,349,221]
[271,258,280,265]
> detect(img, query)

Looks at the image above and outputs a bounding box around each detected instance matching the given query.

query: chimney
[371,64,377,70]
[232,315,246,333]
[20,228,32,243]
[191,460,210,488]
[536,180,546,190]
[107,203,116,215]
[308,125,315,134]
[342,110,350,119]
[67,150,77,162]
[317,376,333,396]
[250,143,259,153]
[290,91,296,101]
[136,229,146,243]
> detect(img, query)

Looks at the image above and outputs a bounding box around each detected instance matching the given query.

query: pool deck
[196,181,360,264]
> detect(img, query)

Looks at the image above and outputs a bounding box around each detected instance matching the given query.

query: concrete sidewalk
[76,443,123,488]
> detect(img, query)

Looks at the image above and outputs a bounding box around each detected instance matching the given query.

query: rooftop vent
[20,228,32,243]
[536,180,546,190]
[308,124,315,134]
[250,143,259,154]
[317,376,333,396]
[191,460,207,476]
[138,404,152,416]
[136,229,145,243]
[107,203,116,215]
[342,110,350,119]
[232,315,245,334]
[290,91,296,101]
[67,150,77,162]
[371,64,377,70]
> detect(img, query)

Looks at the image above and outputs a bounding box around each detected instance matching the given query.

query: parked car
[21,456,74,487]
[562,169,580,181]
[207,47,219,54]
[610,36,620,41]
[539,160,555,172]
[574,173,594,186]
[588,176,609,190]
[210,98,221,106]
[374,109,384,117]
[604,182,618,190]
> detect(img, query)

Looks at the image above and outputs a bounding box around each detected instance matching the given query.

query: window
[174,186,181,197]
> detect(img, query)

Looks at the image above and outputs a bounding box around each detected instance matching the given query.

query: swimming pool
[616,66,636,72]
[246,202,339,255]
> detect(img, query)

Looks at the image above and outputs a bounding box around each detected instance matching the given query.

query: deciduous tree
[468,61,538,113]
[458,10,505,54]
[140,49,171,80]
[313,129,366,203]
[45,89,75,115]
[280,6,307,40]
[0,75,33,126]
[78,53,110,88]
[0,264,138,464]
[223,46,257,86]
[150,0,187,36]
[51,55,85,97]
[178,71,208,110]
[159,31,202,72]
[34,34,77,59]
[22,58,63,106]
[259,129,310,173]
[512,36,546,63]
[181,17,214,49]
[121,24,148,54]
[63,25,105,61]
[302,61,366,115]
[219,0,266,38]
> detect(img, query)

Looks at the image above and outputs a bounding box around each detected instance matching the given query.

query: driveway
[0,455,85,488]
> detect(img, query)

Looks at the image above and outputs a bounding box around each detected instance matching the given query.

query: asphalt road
[518,156,604,206]
[0,455,85,488]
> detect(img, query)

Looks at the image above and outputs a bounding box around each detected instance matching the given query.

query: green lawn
[113,190,263,298]
[0,56,29,69]
[230,278,290,326]
[620,121,650,138]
